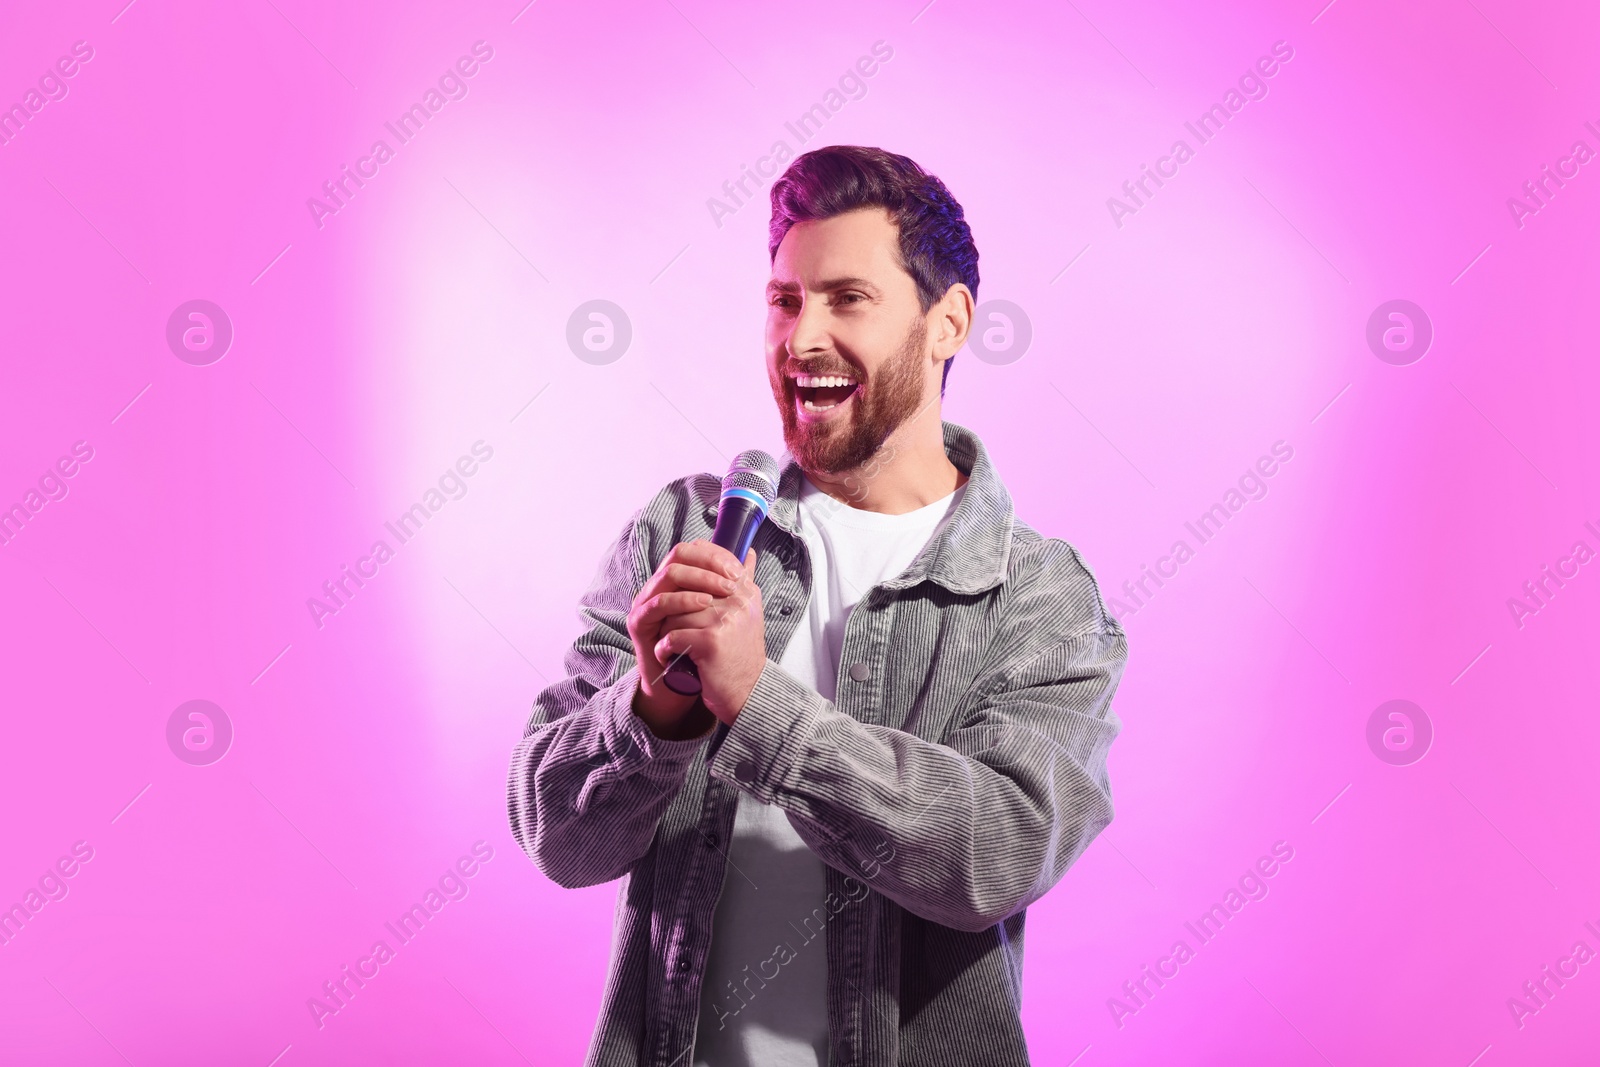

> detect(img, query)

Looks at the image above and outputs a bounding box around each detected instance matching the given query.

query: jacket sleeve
[507,506,713,890]
[704,554,1126,933]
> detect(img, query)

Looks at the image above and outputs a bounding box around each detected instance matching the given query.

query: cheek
[865,333,913,379]
[839,325,890,372]
[765,321,791,362]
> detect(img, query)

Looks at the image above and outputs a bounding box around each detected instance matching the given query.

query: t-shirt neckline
[798,473,965,531]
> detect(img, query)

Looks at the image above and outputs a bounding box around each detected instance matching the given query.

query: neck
[801,400,967,515]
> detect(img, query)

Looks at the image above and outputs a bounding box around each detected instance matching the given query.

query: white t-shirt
[692,472,967,1067]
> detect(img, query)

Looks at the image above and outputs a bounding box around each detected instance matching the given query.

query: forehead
[769,207,906,285]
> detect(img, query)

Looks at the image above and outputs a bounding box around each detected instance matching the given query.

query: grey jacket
[507,420,1127,1066]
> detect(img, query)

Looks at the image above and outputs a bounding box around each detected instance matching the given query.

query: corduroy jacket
[508,420,1127,1066]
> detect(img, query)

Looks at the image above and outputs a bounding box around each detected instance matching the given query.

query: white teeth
[795,374,857,388]
[801,398,841,411]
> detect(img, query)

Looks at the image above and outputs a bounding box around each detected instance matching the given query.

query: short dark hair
[768,145,979,395]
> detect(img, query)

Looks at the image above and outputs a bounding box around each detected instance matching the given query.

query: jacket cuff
[707,658,820,802]
[602,665,715,776]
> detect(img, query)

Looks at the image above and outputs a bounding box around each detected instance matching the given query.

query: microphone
[661,449,782,698]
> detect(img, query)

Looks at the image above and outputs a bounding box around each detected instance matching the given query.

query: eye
[834,292,864,305]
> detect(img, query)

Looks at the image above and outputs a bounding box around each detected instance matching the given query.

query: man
[508,145,1127,1067]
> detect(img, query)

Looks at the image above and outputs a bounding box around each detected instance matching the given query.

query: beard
[774,315,929,476]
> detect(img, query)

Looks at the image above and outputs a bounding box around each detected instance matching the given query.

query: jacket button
[779,605,793,616]
[849,662,871,682]
[734,759,756,784]
[705,832,720,850]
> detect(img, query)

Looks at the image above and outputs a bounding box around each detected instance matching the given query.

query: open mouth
[793,373,860,414]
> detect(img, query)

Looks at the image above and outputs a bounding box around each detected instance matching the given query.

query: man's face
[766,208,939,476]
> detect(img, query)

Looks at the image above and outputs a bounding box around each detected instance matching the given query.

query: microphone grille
[723,449,781,504]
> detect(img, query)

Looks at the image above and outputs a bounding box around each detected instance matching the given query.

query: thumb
[743,547,758,575]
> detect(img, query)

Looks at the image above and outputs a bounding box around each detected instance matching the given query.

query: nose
[786,291,831,360]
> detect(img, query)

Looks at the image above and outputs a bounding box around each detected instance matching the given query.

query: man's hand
[627,540,728,739]
[651,541,767,727]
[625,540,755,739]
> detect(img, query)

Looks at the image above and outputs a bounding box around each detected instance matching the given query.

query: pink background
[2,0,1597,1063]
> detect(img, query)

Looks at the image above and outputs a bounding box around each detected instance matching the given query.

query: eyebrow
[766,276,881,295]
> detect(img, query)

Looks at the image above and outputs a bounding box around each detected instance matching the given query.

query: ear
[930,283,974,362]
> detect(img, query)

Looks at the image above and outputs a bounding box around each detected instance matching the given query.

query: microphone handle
[660,497,767,697]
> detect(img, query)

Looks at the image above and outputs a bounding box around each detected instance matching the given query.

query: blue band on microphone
[720,486,771,515]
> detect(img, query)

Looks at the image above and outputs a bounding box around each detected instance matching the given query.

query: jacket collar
[713,420,1015,595]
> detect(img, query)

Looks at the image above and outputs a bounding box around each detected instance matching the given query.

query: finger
[666,539,744,580]
[635,590,714,629]
[655,605,721,634]
[636,561,732,604]
[655,626,711,664]
[641,542,744,604]
[661,586,743,629]
[637,543,705,602]
[662,562,739,596]
[635,559,680,603]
